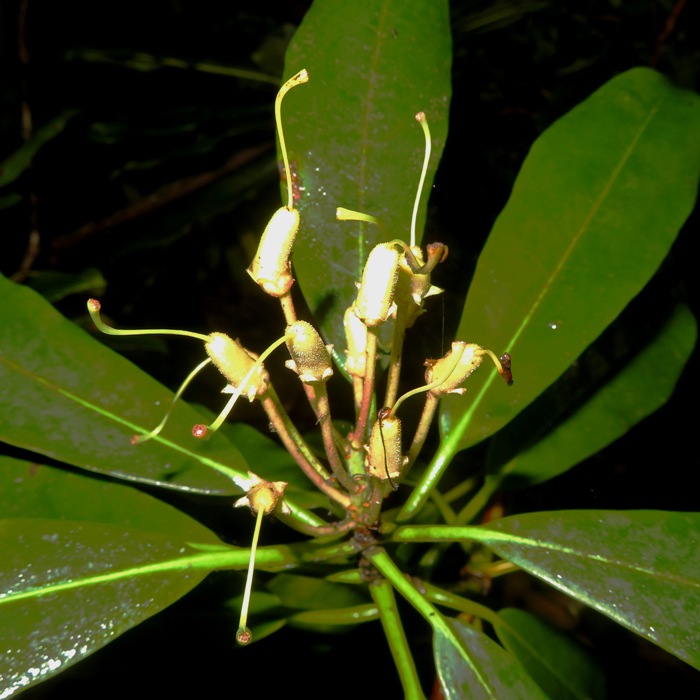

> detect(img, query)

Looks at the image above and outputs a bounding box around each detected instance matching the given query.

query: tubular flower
[353,243,401,327]
[424,341,513,396]
[87,299,272,442]
[246,207,300,297]
[234,472,290,516]
[205,332,270,400]
[395,242,447,328]
[343,307,368,377]
[246,69,309,297]
[284,320,333,383]
[366,410,406,487]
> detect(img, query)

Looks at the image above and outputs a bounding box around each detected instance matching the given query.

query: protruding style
[247,69,309,298]
[234,473,290,646]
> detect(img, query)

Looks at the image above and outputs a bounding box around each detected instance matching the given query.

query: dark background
[1,0,698,697]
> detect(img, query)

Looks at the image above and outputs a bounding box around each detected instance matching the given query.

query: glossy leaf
[494,608,606,700]
[288,604,379,630]
[439,68,700,454]
[0,518,234,697]
[488,303,697,488]
[0,272,249,494]
[0,517,359,696]
[394,510,700,670]
[0,455,224,542]
[225,589,282,616]
[282,0,452,357]
[267,573,368,611]
[434,617,549,699]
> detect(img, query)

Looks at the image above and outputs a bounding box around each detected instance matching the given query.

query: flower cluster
[87,70,512,642]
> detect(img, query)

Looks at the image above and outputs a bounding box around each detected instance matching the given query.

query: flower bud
[205,332,269,399]
[284,320,333,383]
[353,243,400,327]
[247,206,300,297]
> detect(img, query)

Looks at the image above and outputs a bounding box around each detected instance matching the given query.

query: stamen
[234,476,288,646]
[192,335,288,439]
[389,348,463,417]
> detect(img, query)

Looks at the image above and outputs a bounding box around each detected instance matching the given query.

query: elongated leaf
[488,303,697,488]
[0,456,222,542]
[0,273,248,494]
[494,608,606,700]
[434,617,549,699]
[0,519,233,697]
[282,0,452,356]
[0,110,78,188]
[288,604,379,629]
[268,573,368,611]
[440,68,700,453]
[0,192,22,211]
[394,510,700,670]
[25,267,107,304]
[0,518,357,696]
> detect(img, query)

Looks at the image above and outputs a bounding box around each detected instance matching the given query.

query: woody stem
[306,382,356,492]
[406,392,439,468]
[260,388,351,509]
[354,329,378,447]
[279,290,297,326]
[384,307,408,409]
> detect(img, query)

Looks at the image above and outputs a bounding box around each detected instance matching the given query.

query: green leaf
[0,192,23,210]
[440,68,700,453]
[267,573,368,611]
[0,518,231,697]
[0,517,358,696]
[494,608,606,700]
[0,455,222,542]
[394,510,700,670]
[24,268,107,304]
[288,603,379,630]
[434,617,549,699]
[0,272,249,494]
[71,49,279,85]
[489,303,697,488]
[0,110,78,188]
[282,0,452,356]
